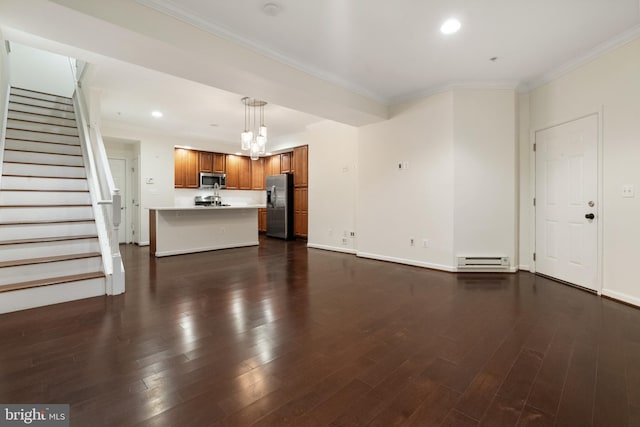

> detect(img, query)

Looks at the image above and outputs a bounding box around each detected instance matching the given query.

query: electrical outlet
[623,184,635,198]
[398,162,403,170]
[349,231,356,237]
[342,238,348,245]
[409,237,415,246]
[422,239,429,248]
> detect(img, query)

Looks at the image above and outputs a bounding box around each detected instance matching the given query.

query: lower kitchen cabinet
[294,187,308,238]
[258,208,267,232]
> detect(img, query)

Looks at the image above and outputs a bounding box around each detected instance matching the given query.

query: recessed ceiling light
[151,111,163,118]
[440,18,461,35]
[490,56,499,62]
[209,123,219,127]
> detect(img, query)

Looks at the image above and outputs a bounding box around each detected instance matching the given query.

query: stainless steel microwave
[199,172,226,189]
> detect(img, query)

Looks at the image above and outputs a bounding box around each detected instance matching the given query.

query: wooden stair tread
[0,204,91,208]
[9,100,75,114]
[1,174,87,180]
[0,219,94,226]
[6,127,79,137]
[0,271,105,293]
[12,87,73,102]
[0,252,102,268]
[7,109,77,124]
[0,235,98,246]
[3,161,84,168]
[3,138,80,147]
[0,189,89,193]
[6,117,78,129]
[4,149,82,157]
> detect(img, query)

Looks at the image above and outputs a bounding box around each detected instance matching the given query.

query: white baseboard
[519,264,531,271]
[138,241,150,246]
[356,251,457,272]
[154,241,259,257]
[601,288,640,308]
[307,243,357,255]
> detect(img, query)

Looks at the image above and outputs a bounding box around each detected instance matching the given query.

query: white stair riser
[10,88,73,105]
[7,119,78,136]
[5,139,82,156]
[10,95,75,112]
[4,150,84,167]
[1,176,89,192]
[0,222,97,241]
[2,163,86,178]
[9,103,76,120]
[0,191,91,205]
[0,257,103,286]
[6,129,79,145]
[7,110,76,127]
[0,277,105,314]
[0,206,94,222]
[0,239,100,262]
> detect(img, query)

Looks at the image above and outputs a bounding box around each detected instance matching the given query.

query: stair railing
[73,84,125,295]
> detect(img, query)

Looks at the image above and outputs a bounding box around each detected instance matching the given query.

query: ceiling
[1,0,639,148]
[138,0,640,101]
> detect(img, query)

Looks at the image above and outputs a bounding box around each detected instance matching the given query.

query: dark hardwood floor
[1,237,639,426]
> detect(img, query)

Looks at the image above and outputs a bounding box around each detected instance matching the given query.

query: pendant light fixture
[240,97,268,160]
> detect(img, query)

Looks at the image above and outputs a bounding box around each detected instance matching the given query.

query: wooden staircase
[0,87,106,313]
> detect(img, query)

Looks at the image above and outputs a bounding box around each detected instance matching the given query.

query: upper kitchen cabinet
[251,157,265,190]
[226,154,252,190]
[199,151,213,172]
[212,153,226,174]
[265,154,281,176]
[174,148,199,188]
[280,152,292,173]
[293,145,308,187]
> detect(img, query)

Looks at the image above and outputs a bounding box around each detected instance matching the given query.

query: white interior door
[108,158,128,243]
[535,114,598,290]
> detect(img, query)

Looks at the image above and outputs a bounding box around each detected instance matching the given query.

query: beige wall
[526,38,640,305]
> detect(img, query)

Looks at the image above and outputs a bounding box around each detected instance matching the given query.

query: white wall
[9,42,75,97]
[305,121,359,253]
[518,93,531,270]
[0,30,10,179]
[526,37,640,306]
[357,92,456,270]
[452,89,517,269]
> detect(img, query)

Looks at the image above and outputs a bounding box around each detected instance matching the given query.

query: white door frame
[529,110,604,294]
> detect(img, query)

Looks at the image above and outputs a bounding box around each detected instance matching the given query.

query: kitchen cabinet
[251,157,265,190]
[294,186,308,238]
[280,152,292,173]
[258,208,267,232]
[199,151,213,172]
[225,154,252,190]
[212,153,226,174]
[293,145,308,187]
[174,148,199,188]
[265,154,280,177]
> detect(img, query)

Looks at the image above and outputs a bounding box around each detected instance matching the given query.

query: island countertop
[149,205,264,257]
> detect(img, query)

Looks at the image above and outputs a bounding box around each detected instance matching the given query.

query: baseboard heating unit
[457,256,510,270]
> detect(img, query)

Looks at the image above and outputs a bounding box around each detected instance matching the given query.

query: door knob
[585,213,595,220]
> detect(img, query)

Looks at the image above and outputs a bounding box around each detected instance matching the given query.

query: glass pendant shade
[259,125,267,138]
[250,142,260,160]
[256,135,266,154]
[241,131,252,150]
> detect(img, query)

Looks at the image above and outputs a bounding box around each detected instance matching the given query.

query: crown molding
[389,80,521,106]
[135,0,386,104]
[525,24,640,92]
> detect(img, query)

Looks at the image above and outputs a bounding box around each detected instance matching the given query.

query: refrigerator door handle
[271,185,277,207]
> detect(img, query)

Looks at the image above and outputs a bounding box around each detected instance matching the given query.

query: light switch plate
[622,184,635,198]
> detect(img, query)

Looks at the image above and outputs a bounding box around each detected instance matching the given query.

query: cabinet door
[225,154,239,189]
[266,154,280,176]
[280,152,292,173]
[212,153,226,173]
[174,148,185,188]
[251,157,265,190]
[185,149,199,188]
[293,145,308,187]
[294,187,308,238]
[199,151,213,172]
[238,156,252,190]
[258,208,267,232]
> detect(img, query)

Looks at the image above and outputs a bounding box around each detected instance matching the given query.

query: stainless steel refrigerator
[266,173,294,239]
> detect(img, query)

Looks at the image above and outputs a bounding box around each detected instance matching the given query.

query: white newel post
[111,190,125,295]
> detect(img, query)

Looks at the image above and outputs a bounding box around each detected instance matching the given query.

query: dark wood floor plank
[0,239,637,427]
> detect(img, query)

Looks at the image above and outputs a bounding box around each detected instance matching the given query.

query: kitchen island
[149,205,264,257]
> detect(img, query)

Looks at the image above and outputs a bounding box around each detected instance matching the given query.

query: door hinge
[533,252,536,261]
[533,143,536,152]
[533,197,536,206]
